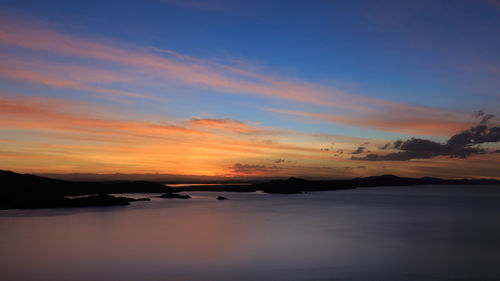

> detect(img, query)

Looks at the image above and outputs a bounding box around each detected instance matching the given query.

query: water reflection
[1,186,500,281]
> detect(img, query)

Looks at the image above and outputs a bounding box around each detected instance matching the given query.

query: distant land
[1,170,499,210]
[36,172,276,184]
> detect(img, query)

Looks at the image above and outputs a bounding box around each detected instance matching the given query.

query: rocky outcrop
[160,192,191,199]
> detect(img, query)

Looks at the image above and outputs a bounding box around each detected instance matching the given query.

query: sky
[0,0,499,179]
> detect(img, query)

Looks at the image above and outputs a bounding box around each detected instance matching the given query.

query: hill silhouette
[0,170,166,209]
[1,170,499,209]
[254,175,500,194]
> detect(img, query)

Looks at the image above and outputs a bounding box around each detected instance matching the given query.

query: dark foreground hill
[0,170,167,209]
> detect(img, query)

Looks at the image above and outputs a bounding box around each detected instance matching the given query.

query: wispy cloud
[187,118,267,134]
[0,95,209,137]
[0,95,344,175]
[0,65,155,100]
[0,17,469,136]
[268,108,472,136]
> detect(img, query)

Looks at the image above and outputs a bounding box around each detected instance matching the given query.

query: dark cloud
[472,109,485,118]
[472,109,494,125]
[380,143,390,150]
[274,159,285,164]
[393,140,403,149]
[352,146,365,154]
[232,163,283,174]
[343,166,366,170]
[352,116,500,161]
[232,163,267,174]
[381,140,403,150]
[480,114,494,124]
[320,148,329,152]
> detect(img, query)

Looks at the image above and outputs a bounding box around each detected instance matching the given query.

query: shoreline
[2,170,499,210]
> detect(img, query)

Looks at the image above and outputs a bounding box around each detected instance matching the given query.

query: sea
[1,185,499,281]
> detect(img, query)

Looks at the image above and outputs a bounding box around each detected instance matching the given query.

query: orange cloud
[187,118,273,134]
[1,18,497,177]
[0,95,208,137]
[0,18,463,124]
[0,65,157,101]
[0,95,332,175]
[269,108,473,136]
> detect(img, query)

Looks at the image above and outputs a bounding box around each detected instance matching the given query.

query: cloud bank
[352,115,500,161]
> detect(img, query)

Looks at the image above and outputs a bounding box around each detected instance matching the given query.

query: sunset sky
[1,0,499,179]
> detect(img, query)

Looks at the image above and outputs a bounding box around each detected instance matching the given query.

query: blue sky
[0,0,499,178]
[3,0,499,108]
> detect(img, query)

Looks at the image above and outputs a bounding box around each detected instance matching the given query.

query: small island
[160,192,191,199]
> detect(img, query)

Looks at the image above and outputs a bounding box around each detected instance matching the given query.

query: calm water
[1,185,500,281]
[165,183,251,187]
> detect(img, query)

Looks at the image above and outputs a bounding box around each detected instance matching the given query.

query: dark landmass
[2,194,134,210]
[217,196,228,200]
[37,172,275,184]
[0,170,165,209]
[0,170,167,195]
[1,170,499,209]
[131,198,151,202]
[253,175,500,194]
[160,192,191,199]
